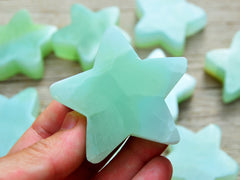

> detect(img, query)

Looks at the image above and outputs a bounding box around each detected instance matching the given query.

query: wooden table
[0,0,239,177]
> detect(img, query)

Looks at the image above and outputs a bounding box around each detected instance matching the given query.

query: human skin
[0,100,172,180]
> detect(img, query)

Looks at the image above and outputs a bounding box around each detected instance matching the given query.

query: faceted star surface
[52,4,120,71]
[135,0,207,56]
[0,10,57,81]
[0,88,40,157]
[205,31,240,103]
[50,27,187,163]
[167,125,239,180]
[148,49,196,121]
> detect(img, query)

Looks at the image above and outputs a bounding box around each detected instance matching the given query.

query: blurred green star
[0,10,57,80]
[0,88,39,157]
[167,125,239,180]
[135,0,207,56]
[205,31,240,103]
[52,4,121,71]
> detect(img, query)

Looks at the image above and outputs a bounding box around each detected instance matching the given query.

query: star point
[50,27,187,163]
[147,49,196,121]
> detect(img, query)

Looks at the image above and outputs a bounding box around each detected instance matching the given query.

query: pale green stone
[166,74,196,121]
[148,49,196,121]
[0,10,57,81]
[167,125,239,180]
[52,4,122,71]
[205,31,240,103]
[50,27,187,163]
[135,0,207,56]
[0,88,40,157]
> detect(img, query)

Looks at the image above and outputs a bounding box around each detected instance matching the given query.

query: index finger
[9,100,71,154]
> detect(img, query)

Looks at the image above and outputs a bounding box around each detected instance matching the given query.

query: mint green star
[135,0,207,56]
[52,4,121,71]
[167,125,239,180]
[50,27,187,163]
[205,31,240,103]
[0,10,57,81]
[0,88,40,157]
[148,49,196,121]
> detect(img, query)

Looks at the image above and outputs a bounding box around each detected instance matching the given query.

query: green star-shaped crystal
[167,125,239,180]
[205,31,240,103]
[52,4,121,71]
[148,49,196,121]
[0,88,40,157]
[135,0,207,56]
[50,27,187,163]
[0,10,57,81]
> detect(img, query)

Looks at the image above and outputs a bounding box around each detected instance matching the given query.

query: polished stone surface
[148,49,196,121]
[51,27,187,163]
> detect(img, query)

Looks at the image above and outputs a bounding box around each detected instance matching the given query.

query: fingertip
[51,100,72,113]
[132,156,172,180]
[9,101,72,154]
[61,111,86,130]
[32,100,72,139]
[59,111,87,156]
[155,156,173,179]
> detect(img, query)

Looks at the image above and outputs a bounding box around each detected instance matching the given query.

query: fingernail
[61,111,82,130]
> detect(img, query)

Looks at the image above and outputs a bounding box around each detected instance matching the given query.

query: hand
[0,100,172,180]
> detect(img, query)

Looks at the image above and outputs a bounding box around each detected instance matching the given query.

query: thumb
[0,111,87,180]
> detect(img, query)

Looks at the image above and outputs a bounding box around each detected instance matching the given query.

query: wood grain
[0,0,239,177]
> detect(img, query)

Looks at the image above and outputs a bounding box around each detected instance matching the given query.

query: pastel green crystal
[167,125,239,180]
[148,49,196,121]
[0,88,40,157]
[50,27,187,163]
[52,4,121,71]
[135,0,207,56]
[205,31,240,103]
[0,10,57,81]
